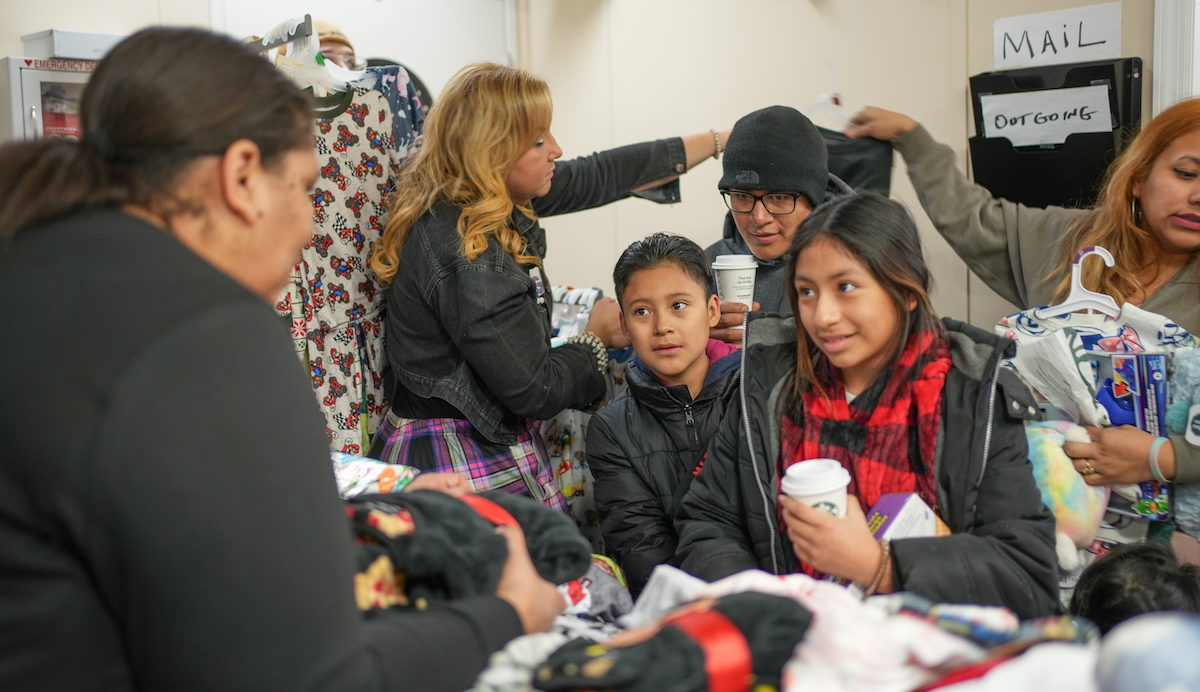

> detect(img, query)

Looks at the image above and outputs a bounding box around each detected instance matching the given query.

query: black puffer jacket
[675,314,1059,618]
[587,350,740,595]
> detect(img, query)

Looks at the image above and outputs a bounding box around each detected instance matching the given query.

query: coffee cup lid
[781,458,851,496]
[712,254,759,270]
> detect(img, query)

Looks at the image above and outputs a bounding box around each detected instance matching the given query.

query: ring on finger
[1081,464,1096,475]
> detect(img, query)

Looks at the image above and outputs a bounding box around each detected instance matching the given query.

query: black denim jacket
[385,138,687,444]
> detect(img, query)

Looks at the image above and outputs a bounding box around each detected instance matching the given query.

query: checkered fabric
[781,334,951,514]
[370,413,567,512]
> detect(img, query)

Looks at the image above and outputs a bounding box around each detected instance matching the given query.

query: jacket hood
[941,317,1015,381]
[627,344,741,410]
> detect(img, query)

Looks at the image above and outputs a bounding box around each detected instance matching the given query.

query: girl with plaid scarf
[676,192,1059,617]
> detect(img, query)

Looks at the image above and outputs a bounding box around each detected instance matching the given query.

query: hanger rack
[247,14,313,54]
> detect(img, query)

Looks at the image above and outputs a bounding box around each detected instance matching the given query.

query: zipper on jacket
[666,390,701,450]
[970,357,1003,520]
[740,320,782,574]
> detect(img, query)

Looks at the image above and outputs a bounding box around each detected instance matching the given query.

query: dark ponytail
[0,139,114,238]
[0,27,312,242]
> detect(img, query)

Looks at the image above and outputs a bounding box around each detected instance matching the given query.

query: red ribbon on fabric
[662,609,753,692]
[458,494,519,527]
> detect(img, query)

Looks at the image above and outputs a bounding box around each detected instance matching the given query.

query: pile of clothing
[470,567,1098,692]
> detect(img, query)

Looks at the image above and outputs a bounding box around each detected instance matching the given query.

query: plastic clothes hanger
[246,15,313,54]
[1032,245,1122,319]
[251,15,361,95]
[802,61,849,130]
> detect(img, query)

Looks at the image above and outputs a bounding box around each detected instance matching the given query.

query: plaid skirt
[369,412,567,512]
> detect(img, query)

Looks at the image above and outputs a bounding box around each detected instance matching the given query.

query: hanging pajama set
[275,66,425,453]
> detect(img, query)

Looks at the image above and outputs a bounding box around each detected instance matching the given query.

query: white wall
[210,0,513,97]
[0,0,210,58]
[520,0,1156,329]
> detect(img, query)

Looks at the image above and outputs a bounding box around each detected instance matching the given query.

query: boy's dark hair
[613,233,714,306]
[783,191,941,402]
[1069,542,1200,634]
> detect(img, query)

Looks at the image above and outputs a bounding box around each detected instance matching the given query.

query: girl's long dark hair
[0,27,312,242]
[784,191,942,404]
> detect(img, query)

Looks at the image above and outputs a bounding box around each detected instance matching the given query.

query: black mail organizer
[969,58,1142,210]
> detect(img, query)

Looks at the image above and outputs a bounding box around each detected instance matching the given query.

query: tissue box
[866,493,939,540]
[21,29,123,60]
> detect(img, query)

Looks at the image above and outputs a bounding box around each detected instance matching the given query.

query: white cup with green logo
[780,458,851,518]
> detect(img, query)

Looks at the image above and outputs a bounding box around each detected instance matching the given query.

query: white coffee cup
[711,254,758,306]
[780,458,851,518]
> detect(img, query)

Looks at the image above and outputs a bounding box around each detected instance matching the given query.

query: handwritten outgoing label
[980,85,1112,147]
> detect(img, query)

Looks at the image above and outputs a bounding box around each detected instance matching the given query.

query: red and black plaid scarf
[780,332,951,515]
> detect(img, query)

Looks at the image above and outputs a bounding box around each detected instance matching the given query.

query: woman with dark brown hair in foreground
[0,28,561,692]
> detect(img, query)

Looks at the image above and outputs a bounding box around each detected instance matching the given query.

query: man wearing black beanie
[707,106,844,341]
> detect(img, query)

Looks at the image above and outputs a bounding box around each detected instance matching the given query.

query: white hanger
[1033,245,1121,319]
[803,61,849,130]
[254,15,361,95]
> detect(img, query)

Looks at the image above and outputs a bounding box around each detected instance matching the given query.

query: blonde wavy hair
[1049,98,1200,304]
[372,63,552,284]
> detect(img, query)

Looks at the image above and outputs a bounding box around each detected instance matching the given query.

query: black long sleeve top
[0,209,522,691]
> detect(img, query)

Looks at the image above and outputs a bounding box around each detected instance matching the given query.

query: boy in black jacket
[587,234,741,596]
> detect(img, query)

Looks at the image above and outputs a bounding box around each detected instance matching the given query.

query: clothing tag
[1186,404,1200,447]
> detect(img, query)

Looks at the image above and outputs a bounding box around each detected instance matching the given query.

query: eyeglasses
[321,53,367,71]
[720,190,802,215]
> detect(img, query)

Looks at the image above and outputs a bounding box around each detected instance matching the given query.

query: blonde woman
[845,101,1200,494]
[370,63,729,508]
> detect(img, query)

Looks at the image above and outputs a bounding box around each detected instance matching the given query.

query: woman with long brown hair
[0,29,562,691]
[674,192,1058,618]
[369,62,729,508]
[844,101,1200,492]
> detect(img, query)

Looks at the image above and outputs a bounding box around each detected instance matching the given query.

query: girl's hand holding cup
[781,495,886,587]
[780,459,890,590]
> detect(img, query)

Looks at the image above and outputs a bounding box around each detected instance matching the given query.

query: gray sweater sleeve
[1170,436,1200,484]
[893,124,1087,309]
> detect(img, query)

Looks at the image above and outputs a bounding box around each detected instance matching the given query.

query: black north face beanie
[718,106,829,209]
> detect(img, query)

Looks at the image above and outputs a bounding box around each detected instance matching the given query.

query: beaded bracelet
[566,330,608,373]
[710,128,723,160]
[863,539,892,598]
[1149,436,1170,483]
